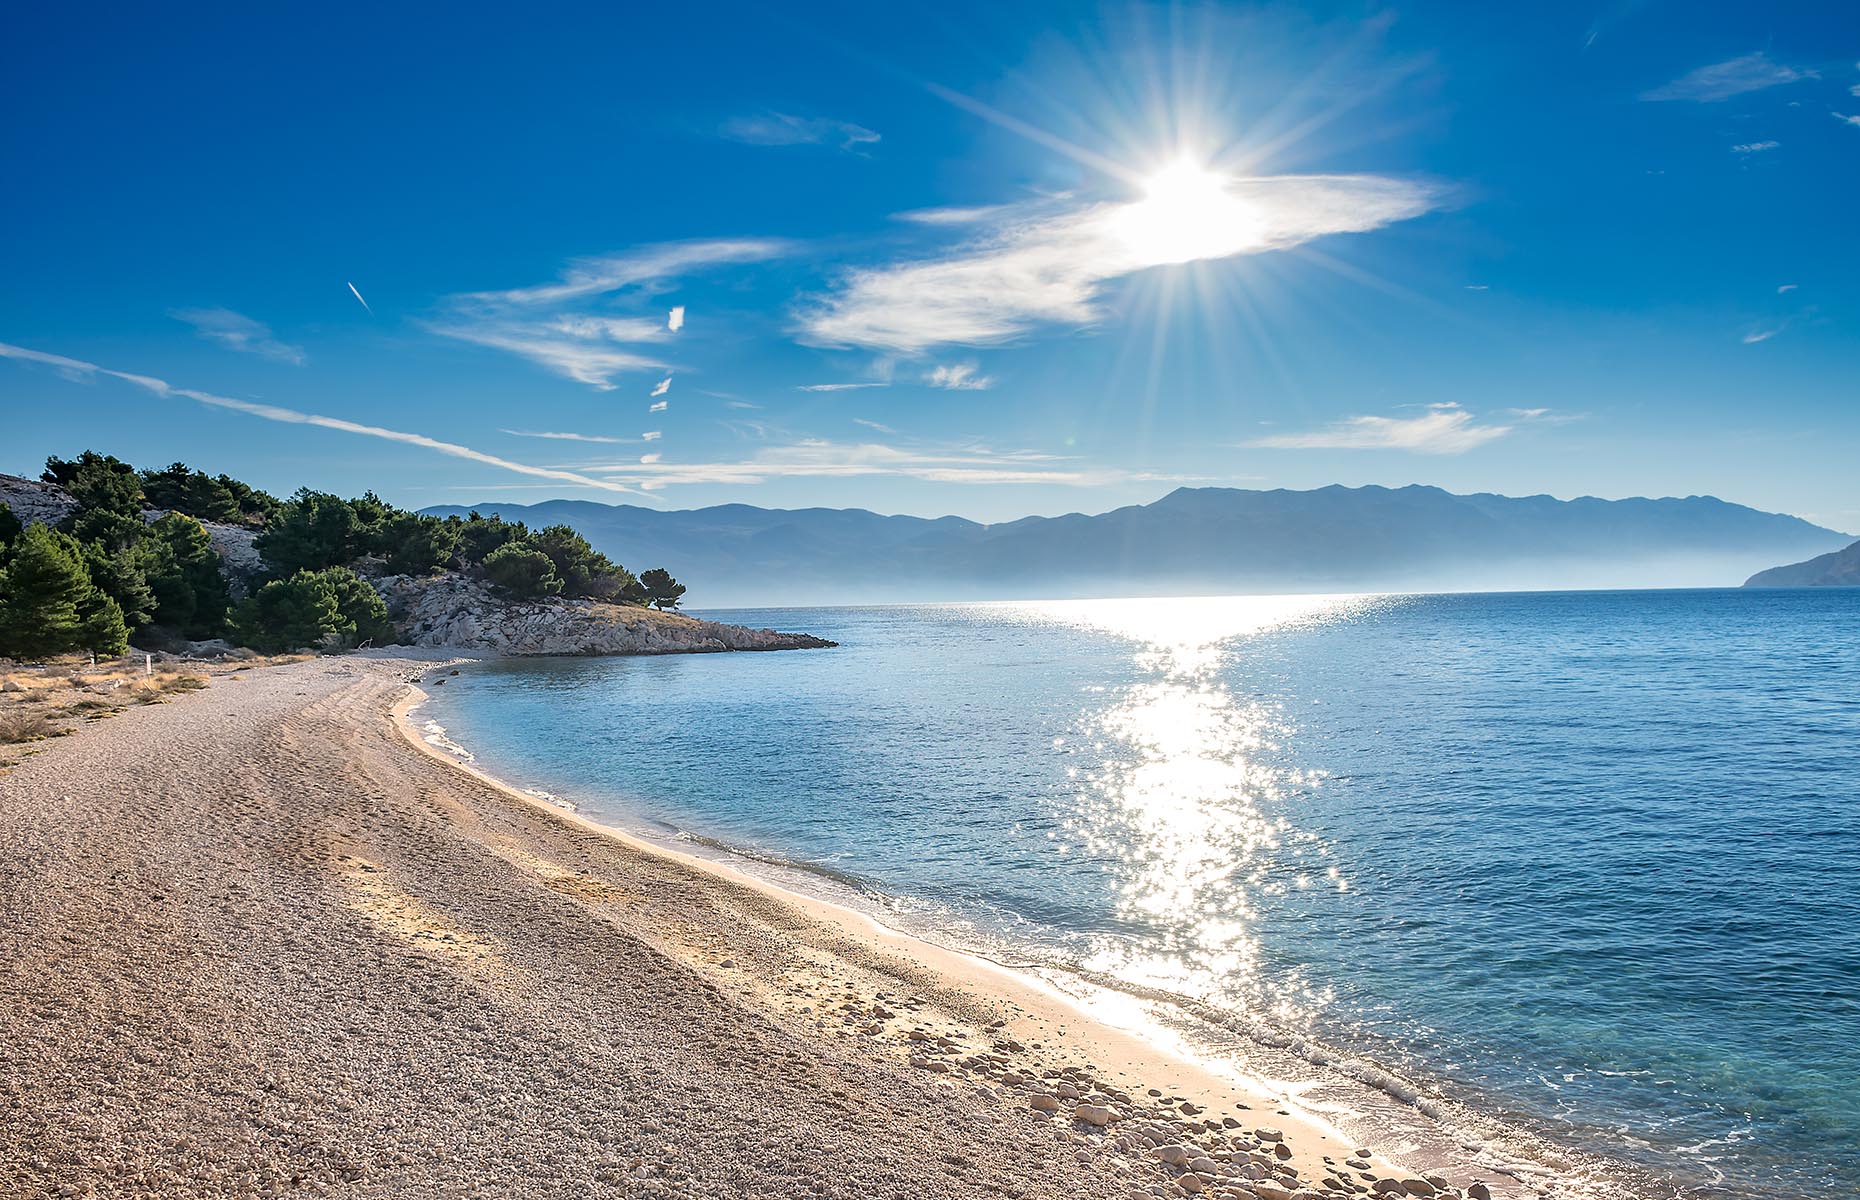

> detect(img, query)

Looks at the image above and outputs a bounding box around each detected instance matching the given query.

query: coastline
[0,650,1555,1199]
[407,651,1699,1200]
[391,674,1419,1193]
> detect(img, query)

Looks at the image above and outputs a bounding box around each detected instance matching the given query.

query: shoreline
[393,682,1391,1180]
[399,662,1610,1200]
[0,651,1614,1199]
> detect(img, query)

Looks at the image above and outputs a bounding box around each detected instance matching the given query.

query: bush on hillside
[450,511,529,564]
[378,511,459,576]
[231,566,391,653]
[481,542,563,599]
[255,489,364,576]
[140,462,243,524]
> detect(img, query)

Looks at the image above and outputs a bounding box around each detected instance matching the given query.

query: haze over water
[422,589,1860,1199]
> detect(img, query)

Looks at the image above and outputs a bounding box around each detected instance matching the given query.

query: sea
[415,588,1860,1199]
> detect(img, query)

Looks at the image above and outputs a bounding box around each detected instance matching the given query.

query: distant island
[0,453,829,659]
[425,485,1854,606]
[1744,539,1860,588]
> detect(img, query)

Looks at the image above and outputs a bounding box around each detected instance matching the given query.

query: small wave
[420,718,475,763]
[523,787,577,813]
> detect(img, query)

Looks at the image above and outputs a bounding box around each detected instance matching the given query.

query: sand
[0,653,1469,1200]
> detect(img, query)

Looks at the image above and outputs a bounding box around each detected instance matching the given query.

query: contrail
[0,341,656,500]
[347,281,374,314]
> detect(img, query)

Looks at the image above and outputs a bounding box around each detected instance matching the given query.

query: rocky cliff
[1743,539,1860,588]
[373,572,835,655]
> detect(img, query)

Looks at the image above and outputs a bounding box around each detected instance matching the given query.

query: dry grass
[0,651,306,771]
[0,710,64,744]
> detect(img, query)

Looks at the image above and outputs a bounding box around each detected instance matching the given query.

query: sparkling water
[419,589,1860,1198]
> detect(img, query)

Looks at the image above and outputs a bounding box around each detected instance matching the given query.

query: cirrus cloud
[431,239,787,389]
[170,307,306,365]
[1245,403,1513,455]
[1642,52,1813,102]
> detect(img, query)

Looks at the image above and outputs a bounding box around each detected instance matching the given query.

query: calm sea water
[418,590,1860,1199]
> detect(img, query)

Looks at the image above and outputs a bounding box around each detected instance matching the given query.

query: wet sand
[0,653,1475,1199]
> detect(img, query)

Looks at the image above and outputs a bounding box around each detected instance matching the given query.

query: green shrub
[481,542,562,599]
[379,511,460,576]
[452,512,530,564]
[255,489,363,575]
[230,566,392,653]
[140,462,242,523]
[319,566,394,647]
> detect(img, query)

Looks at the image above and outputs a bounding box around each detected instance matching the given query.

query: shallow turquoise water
[420,589,1860,1198]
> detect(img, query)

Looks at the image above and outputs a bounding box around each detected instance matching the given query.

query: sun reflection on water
[1009,594,1378,1023]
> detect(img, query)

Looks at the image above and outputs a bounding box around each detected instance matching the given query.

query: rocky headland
[1,472,834,657]
[1743,538,1860,588]
[375,572,835,655]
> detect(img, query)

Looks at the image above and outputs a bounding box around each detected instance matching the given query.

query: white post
[145,653,152,677]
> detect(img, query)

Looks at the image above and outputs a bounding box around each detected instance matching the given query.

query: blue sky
[3,2,1858,529]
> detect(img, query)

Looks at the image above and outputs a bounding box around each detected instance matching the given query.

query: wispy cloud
[0,342,651,497]
[462,240,786,308]
[642,430,662,441]
[925,361,994,390]
[1778,283,1798,293]
[649,375,672,398]
[1642,52,1812,102]
[721,112,879,153]
[347,281,373,314]
[1833,112,1860,128]
[577,437,1192,490]
[501,429,637,444]
[1245,403,1512,454]
[170,307,306,365]
[852,417,898,434]
[894,204,1017,226]
[798,382,886,392]
[1731,140,1779,154]
[431,240,785,389]
[797,173,1438,354]
[649,400,668,413]
[1743,326,1783,344]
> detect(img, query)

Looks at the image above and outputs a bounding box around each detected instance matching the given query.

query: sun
[1107,158,1263,267]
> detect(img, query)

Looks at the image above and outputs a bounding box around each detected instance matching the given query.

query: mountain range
[421,485,1854,609]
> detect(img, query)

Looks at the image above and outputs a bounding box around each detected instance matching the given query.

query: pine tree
[0,524,100,658]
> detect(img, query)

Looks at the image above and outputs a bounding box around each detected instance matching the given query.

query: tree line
[0,451,687,660]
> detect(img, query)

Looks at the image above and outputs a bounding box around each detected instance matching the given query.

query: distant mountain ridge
[1744,539,1860,588]
[421,484,1854,608]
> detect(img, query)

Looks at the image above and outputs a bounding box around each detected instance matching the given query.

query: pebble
[1074,1103,1115,1127]
[1029,1095,1060,1113]
[1256,1128,1285,1142]
[1467,1185,1492,1200]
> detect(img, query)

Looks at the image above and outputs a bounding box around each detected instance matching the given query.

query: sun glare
[1108,158,1264,267]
